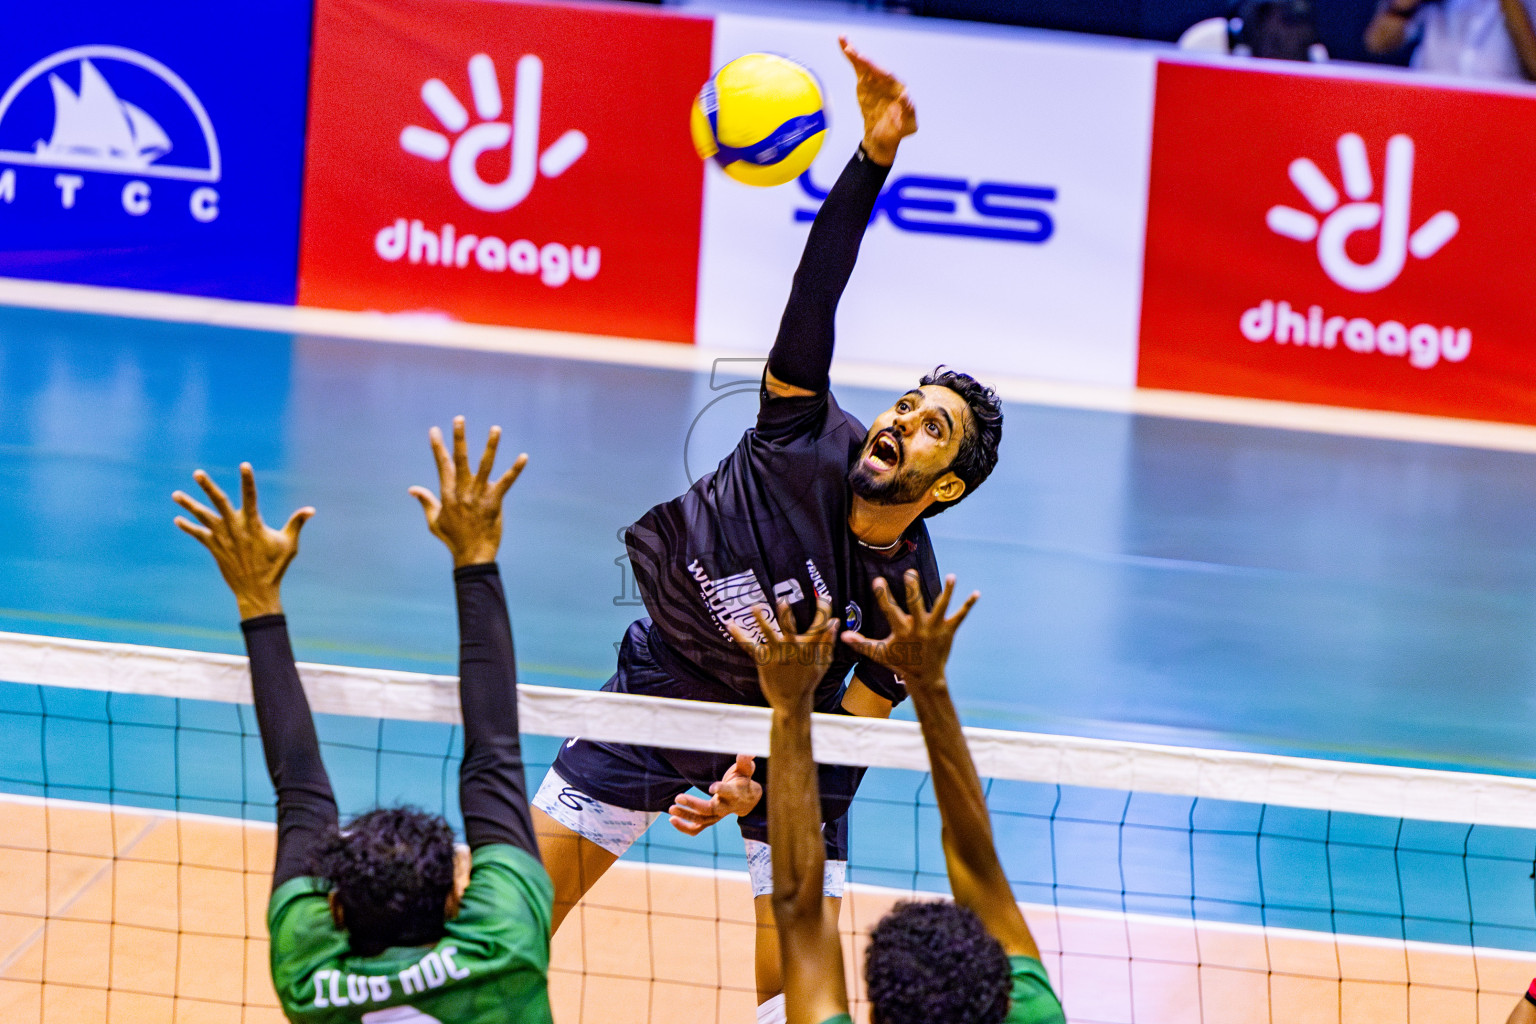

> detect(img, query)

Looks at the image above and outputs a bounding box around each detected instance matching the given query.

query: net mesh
[1,630,1534,1024]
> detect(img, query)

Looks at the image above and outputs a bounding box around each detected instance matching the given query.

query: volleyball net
[1,630,1534,1024]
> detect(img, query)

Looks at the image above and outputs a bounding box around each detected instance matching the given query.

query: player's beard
[847,441,937,505]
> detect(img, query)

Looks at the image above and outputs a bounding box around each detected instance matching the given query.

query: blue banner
[0,1,312,303]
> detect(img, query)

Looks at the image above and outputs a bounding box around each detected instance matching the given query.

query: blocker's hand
[728,596,839,712]
[841,571,978,693]
[173,464,314,621]
[669,754,763,836]
[840,35,917,166]
[410,416,527,567]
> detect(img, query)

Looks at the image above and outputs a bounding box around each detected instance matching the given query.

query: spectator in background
[1364,0,1536,81]
[1179,1,1328,62]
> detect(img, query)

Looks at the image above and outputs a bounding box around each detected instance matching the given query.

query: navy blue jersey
[627,383,940,710]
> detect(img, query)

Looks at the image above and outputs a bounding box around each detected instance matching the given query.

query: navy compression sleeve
[767,148,893,393]
[454,563,538,857]
[242,615,339,889]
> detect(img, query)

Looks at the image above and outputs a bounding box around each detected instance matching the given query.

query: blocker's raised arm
[173,465,335,888]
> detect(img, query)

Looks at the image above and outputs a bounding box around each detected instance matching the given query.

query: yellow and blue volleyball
[691,53,826,187]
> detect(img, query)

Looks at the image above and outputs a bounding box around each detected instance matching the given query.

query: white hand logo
[400,54,587,213]
[1266,133,1458,293]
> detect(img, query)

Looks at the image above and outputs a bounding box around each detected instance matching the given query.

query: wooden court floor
[1,798,1533,1023]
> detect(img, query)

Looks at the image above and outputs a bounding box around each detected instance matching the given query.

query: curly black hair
[920,367,1003,518]
[865,901,1012,1024]
[312,807,457,957]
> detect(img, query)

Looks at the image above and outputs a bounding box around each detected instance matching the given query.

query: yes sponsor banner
[298,0,712,343]
[1139,60,1536,424]
[0,0,313,303]
[696,15,1156,388]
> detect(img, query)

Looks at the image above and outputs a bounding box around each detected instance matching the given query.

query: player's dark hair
[864,900,1012,1024]
[920,367,1003,518]
[312,806,457,957]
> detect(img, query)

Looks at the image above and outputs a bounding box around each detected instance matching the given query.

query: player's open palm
[411,415,527,567]
[728,597,839,711]
[839,35,916,165]
[173,464,314,620]
[842,571,978,693]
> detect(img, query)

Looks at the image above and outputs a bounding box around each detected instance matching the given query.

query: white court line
[6,630,1536,830]
[5,277,1536,454]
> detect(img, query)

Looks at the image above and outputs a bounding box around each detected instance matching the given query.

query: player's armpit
[764,365,819,399]
[840,676,894,719]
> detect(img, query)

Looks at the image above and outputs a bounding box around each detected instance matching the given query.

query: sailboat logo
[0,44,220,182]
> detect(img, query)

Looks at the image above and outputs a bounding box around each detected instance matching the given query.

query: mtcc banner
[0,0,313,302]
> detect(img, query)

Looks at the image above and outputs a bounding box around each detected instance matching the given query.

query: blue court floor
[2,302,1536,949]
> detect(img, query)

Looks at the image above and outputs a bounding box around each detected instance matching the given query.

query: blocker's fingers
[732,753,756,779]
[428,425,454,492]
[452,416,471,482]
[172,491,221,530]
[752,604,781,643]
[475,426,501,488]
[839,629,884,664]
[803,595,833,636]
[774,598,799,639]
[239,463,259,521]
[282,506,315,540]
[173,516,214,545]
[929,573,956,620]
[870,575,907,627]
[194,470,238,522]
[725,617,759,658]
[904,569,927,616]
[492,452,529,500]
[408,485,441,518]
[948,590,980,630]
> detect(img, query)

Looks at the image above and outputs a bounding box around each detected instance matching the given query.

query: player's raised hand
[668,754,762,836]
[841,571,978,692]
[173,464,314,620]
[410,416,527,568]
[840,35,916,166]
[727,596,839,712]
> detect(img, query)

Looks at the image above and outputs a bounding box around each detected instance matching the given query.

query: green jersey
[1004,955,1065,1024]
[268,844,553,1023]
[814,954,1065,1024]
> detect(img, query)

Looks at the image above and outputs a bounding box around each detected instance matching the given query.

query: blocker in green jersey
[732,566,1066,1024]
[173,418,551,1023]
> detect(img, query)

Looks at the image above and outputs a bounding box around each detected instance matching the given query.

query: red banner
[1138,61,1536,423]
[297,0,712,343]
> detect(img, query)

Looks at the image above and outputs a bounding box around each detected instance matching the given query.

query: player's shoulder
[452,844,554,940]
[755,385,863,447]
[1003,955,1067,1024]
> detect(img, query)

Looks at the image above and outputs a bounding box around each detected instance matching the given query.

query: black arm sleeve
[242,615,340,890]
[766,148,893,393]
[454,562,538,858]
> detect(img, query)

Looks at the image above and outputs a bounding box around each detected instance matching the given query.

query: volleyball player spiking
[530,37,1005,1018]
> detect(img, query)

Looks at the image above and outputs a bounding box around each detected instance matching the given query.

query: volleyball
[690,53,827,187]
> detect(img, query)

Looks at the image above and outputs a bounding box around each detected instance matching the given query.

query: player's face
[849,385,970,506]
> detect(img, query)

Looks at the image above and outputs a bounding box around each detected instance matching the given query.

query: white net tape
[1,629,1533,829]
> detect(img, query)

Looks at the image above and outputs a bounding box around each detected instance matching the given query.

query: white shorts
[744,838,846,899]
[533,767,660,856]
[535,768,847,898]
